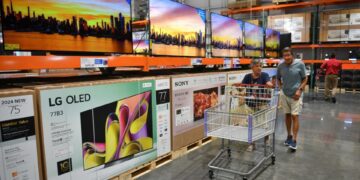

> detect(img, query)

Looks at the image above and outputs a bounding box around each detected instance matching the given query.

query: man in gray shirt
[277,47,308,151]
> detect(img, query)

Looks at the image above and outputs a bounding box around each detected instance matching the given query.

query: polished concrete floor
[139,93,360,180]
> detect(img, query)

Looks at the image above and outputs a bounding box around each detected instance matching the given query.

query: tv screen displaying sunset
[2,0,132,53]
[244,22,264,58]
[149,0,206,57]
[211,13,243,58]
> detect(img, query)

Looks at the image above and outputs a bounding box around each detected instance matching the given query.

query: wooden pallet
[344,89,360,94]
[110,137,215,180]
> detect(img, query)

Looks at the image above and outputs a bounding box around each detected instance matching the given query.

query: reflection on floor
[139,93,360,180]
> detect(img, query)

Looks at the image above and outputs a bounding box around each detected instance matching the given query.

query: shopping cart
[204,85,279,180]
[314,68,326,100]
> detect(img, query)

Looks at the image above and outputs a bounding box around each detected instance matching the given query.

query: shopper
[321,53,341,103]
[242,59,273,151]
[277,47,308,150]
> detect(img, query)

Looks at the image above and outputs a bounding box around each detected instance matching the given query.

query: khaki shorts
[280,91,303,115]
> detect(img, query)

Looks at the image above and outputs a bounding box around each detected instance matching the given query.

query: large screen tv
[149,0,206,57]
[2,0,132,53]
[265,28,280,58]
[81,91,153,170]
[211,13,243,58]
[133,31,149,54]
[244,22,264,58]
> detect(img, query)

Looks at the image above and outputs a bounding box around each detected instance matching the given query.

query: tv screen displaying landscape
[244,22,264,58]
[2,0,132,53]
[149,0,206,57]
[265,28,280,58]
[211,13,243,58]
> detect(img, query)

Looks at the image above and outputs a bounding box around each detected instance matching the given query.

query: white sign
[291,31,302,42]
[327,30,349,41]
[0,95,34,121]
[328,14,349,26]
[80,57,108,68]
[191,58,203,65]
[233,58,240,65]
[350,13,360,25]
[349,29,360,41]
[223,58,231,69]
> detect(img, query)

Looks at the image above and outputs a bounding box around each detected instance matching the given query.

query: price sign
[80,57,108,68]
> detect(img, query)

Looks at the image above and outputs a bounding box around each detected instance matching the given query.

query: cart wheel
[209,170,214,179]
[227,149,231,158]
[271,155,276,165]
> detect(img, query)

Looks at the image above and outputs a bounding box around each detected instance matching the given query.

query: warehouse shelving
[222,0,355,15]
[0,56,358,72]
[292,43,360,49]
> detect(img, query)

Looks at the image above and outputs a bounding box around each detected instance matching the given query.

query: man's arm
[293,63,308,100]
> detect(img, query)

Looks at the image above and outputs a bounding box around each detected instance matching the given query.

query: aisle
[139,93,360,180]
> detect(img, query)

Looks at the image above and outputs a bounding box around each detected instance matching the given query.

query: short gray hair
[250,59,262,67]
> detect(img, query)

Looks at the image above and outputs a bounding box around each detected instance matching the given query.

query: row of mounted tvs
[1,0,280,58]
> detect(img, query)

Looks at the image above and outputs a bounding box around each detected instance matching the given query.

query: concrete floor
[139,93,360,180]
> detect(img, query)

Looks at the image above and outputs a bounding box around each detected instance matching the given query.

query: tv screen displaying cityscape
[244,22,264,58]
[265,28,280,58]
[149,0,206,57]
[1,0,132,53]
[133,31,149,54]
[211,13,243,58]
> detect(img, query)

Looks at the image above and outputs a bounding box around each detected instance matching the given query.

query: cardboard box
[171,72,227,150]
[228,0,260,9]
[25,77,169,180]
[0,88,43,180]
[267,13,311,43]
[320,8,360,42]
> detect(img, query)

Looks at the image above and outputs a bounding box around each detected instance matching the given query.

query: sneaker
[289,141,297,150]
[284,136,292,146]
[332,97,336,103]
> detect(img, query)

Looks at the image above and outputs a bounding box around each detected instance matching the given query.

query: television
[244,22,264,58]
[265,28,280,58]
[1,0,132,53]
[132,31,149,54]
[211,13,243,58]
[81,91,153,170]
[149,0,206,57]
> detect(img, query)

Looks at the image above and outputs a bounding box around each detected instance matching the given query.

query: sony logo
[175,81,188,87]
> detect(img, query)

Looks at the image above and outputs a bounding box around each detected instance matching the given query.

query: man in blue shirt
[242,59,272,87]
[242,59,273,151]
[277,47,308,151]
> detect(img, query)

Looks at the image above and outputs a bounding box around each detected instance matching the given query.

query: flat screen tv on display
[81,91,153,170]
[265,28,280,58]
[133,31,149,54]
[149,0,206,57]
[211,13,243,58]
[244,22,264,58]
[2,0,132,53]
